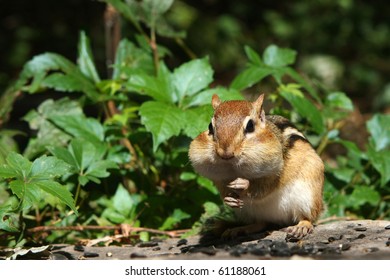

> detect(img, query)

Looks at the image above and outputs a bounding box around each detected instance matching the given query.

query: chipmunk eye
[245,119,255,133]
[208,122,214,135]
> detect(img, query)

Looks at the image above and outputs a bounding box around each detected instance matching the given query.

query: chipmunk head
[189,94,284,180]
[210,94,266,160]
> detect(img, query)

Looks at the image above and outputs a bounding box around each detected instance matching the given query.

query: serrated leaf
[263,45,297,67]
[49,115,104,143]
[230,66,272,91]
[139,101,185,151]
[78,31,100,83]
[172,58,213,101]
[9,180,41,209]
[36,181,77,214]
[15,53,76,91]
[127,68,173,103]
[182,106,213,139]
[280,84,325,134]
[23,98,82,159]
[366,114,390,151]
[68,139,97,172]
[49,146,78,170]
[5,152,32,179]
[30,155,70,179]
[15,53,102,101]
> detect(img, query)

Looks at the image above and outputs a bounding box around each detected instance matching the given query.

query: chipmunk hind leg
[285,219,313,239]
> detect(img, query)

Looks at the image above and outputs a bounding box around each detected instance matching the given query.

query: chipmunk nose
[216,146,235,160]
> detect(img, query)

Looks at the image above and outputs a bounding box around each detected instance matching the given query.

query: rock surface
[2,220,390,260]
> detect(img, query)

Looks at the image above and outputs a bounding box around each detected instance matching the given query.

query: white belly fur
[234,180,313,226]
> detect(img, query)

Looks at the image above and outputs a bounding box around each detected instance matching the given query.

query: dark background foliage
[1,0,389,112]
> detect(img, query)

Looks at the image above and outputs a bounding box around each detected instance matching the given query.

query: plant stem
[316,133,329,156]
[175,38,197,59]
[150,25,159,75]
[74,181,82,207]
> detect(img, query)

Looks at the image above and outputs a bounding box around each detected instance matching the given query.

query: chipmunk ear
[211,94,221,110]
[254,94,266,128]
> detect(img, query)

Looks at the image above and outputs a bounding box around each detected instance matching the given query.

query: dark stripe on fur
[287,134,309,148]
[266,115,297,132]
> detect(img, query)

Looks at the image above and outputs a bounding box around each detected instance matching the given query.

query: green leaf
[85,160,117,178]
[1,153,78,213]
[15,53,102,101]
[366,144,390,187]
[183,87,243,108]
[279,84,325,134]
[197,176,218,195]
[284,67,321,102]
[0,165,17,179]
[10,180,41,209]
[49,146,78,170]
[366,114,390,151]
[112,39,154,79]
[77,31,100,83]
[5,152,32,179]
[143,0,173,15]
[30,155,70,180]
[331,167,355,183]
[49,115,105,143]
[180,172,197,181]
[263,45,297,67]
[159,208,190,230]
[326,92,354,111]
[230,65,273,91]
[23,98,83,159]
[68,139,97,172]
[348,186,380,208]
[127,71,173,103]
[182,106,213,139]
[112,184,141,216]
[139,101,185,151]
[244,45,263,66]
[36,181,78,214]
[172,58,213,101]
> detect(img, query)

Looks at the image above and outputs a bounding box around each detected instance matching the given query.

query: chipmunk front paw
[227,177,250,190]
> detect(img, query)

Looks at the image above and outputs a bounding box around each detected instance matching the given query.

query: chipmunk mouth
[216,149,235,160]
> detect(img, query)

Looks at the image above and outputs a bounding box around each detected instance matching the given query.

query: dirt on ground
[2,219,390,260]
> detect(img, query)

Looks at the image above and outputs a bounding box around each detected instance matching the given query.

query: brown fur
[189,94,324,239]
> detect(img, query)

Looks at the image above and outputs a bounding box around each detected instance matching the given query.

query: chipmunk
[189,94,324,239]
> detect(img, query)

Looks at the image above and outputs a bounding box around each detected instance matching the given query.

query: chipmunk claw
[223,195,244,208]
[227,178,250,190]
[285,220,313,240]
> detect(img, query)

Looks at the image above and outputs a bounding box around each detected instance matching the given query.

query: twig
[317,216,354,225]
[26,225,189,238]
